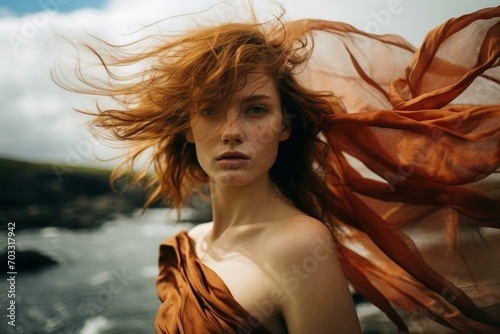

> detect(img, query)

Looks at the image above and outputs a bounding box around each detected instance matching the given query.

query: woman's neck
[208,175,287,240]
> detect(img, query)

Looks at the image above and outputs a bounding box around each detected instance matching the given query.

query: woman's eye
[246,106,266,114]
[201,109,215,116]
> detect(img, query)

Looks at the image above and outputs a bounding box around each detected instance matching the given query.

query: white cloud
[0,0,494,168]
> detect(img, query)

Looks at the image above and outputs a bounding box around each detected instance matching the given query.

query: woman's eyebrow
[239,94,273,103]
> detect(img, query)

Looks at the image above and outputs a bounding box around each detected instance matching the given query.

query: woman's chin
[210,171,262,188]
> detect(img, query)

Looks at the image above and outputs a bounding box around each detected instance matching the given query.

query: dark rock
[3,249,58,272]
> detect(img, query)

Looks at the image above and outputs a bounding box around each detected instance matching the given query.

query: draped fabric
[155,231,272,334]
[155,7,499,333]
[292,6,500,333]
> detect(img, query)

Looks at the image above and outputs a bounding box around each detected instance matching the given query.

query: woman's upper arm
[271,220,361,334]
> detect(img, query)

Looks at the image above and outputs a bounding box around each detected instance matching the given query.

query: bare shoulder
[265,215,335,262]
[264,215,361,334]
[263,215,338,291]
[187,222,213,242]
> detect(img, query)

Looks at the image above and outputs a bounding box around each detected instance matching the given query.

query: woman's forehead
[195,70,279,106]
[235,71,279,99]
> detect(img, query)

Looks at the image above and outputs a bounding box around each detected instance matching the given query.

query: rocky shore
[0,158,153,230]
[0,158,401,332]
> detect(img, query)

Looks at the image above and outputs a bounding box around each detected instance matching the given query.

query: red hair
[54,13,340,225]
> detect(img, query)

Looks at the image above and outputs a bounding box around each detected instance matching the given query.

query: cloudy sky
[0,0,495,170]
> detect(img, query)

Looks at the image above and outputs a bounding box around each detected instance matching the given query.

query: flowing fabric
[291,6,500,333]
[155,7,499,333]
[155,231,272,334]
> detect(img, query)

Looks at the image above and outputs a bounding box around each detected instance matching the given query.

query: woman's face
[187,71,290,187]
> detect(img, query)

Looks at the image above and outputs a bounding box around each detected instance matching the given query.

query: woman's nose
[220,114,244,143]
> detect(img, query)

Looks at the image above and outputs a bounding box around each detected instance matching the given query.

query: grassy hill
[0,157,150,230]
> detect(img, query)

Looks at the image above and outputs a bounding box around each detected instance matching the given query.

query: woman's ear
[279,123,291,141]
[185,130,194,143]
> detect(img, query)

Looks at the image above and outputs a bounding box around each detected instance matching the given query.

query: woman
[146,21,362,333]
[55,4,500,334]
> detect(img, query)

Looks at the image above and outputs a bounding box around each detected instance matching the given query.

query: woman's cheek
[256,122,281,145]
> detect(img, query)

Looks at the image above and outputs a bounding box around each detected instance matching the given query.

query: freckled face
[186,72,290,187]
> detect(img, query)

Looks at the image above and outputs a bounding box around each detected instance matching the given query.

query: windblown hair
[54,12,337,224]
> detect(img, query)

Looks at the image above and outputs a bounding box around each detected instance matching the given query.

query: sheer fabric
[155,231,272,334]
[293,6,500,333]
[155,7,499,333]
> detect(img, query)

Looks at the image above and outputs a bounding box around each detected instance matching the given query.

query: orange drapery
[294,6,499,333]
[155,7,499,333]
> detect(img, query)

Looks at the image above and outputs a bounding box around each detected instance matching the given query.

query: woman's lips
[216,151,250,167]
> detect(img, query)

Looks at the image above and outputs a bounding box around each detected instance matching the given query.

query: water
[1,209,195,334]
[2,208,399,334]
